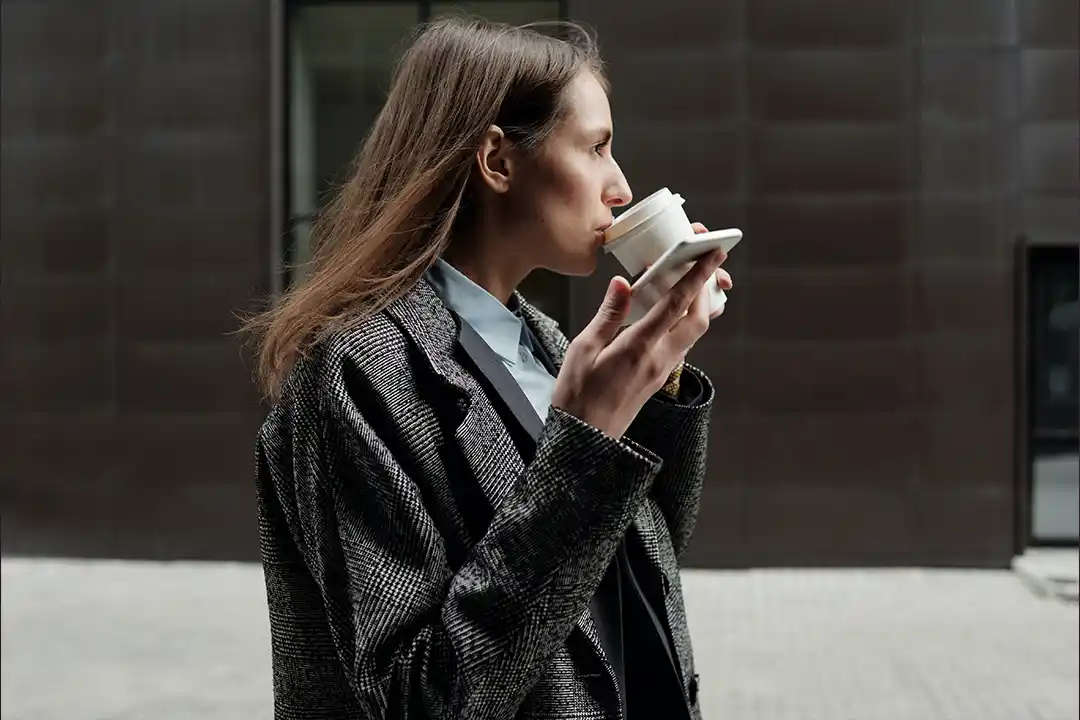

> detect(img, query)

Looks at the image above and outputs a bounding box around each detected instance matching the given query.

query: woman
[249,15,732,720]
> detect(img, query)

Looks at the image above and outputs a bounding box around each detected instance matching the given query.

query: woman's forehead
[561,71,612,135]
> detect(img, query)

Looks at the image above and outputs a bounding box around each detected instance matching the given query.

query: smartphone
[631,228,742,294]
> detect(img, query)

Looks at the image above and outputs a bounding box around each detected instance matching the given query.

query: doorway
[1018,240,1079,547]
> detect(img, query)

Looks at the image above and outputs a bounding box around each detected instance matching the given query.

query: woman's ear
[475,125,513,194]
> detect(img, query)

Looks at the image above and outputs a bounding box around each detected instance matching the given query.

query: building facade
[2,0,1077,567]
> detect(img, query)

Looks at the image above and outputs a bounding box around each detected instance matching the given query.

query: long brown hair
[246,15,606,400]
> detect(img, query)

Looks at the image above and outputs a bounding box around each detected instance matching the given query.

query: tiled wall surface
[1,0,271,559]
[567,0,1078,566]
[1,0,1076,566]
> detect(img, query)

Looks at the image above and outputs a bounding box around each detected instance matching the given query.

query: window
[283,2,566,323]
[1030,246,1079,436]
[286,3,420,282]
[1024,243,1079,544]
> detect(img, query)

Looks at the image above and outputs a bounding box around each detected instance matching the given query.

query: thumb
[586,276,632,343]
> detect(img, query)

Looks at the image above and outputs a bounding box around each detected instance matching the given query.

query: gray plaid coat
[255,278,714,719]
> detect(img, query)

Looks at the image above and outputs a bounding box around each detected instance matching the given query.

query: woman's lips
[597,222,613,244]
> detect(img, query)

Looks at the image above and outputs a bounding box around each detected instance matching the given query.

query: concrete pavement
[2,558,1077,719]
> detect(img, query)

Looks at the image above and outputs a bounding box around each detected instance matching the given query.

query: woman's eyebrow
[588,127,613,143]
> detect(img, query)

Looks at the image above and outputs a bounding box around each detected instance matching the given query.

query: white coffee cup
[603,187,726,324]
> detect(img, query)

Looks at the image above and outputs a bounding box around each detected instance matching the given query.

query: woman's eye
[593,141,610,155]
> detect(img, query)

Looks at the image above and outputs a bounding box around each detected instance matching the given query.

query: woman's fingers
[632,250,724,341]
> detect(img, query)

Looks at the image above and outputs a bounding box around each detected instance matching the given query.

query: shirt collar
[426,258,528,365]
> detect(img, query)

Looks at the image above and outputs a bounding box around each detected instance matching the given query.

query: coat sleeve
[622,363,715,559]
[257,353,663,719]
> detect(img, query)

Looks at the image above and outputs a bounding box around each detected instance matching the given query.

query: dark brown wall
[1,0,271,560]
[1,1,1075,567]
[566,0,1079,567]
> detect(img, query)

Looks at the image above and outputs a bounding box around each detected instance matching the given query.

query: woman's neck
[442,227,533,306]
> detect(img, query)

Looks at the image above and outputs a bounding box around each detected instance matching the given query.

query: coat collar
[515,291,568,374]
[384,276,567,398]
[425,258,526,367]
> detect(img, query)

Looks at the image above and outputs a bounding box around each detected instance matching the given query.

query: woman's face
[506,70,633,276]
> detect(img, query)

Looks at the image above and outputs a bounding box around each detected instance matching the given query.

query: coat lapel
[456,318,544,448]
[384,280,525,539]
[516,292,568,373]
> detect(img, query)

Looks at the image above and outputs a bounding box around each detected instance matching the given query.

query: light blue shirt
[426,258,557,422]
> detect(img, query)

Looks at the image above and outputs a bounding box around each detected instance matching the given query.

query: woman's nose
[605,173,632,208]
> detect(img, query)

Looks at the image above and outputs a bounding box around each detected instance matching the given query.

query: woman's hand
[551,250,726,439]
[691,222,733,319]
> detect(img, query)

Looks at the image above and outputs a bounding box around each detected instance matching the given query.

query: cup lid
[603,193,685,253]
[603,188,675,245]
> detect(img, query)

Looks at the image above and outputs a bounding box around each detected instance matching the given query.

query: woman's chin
[541,247,601,278]
[569,252,601,277]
